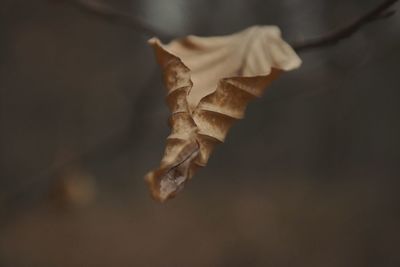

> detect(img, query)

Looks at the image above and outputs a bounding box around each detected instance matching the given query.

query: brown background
[1,0,400,266]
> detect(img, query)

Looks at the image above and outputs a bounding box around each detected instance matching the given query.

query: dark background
[1,0,399,266]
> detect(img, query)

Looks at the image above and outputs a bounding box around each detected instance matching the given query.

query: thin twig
[64,0,398,51]
[292,0,399,52]
[66,0,169,38]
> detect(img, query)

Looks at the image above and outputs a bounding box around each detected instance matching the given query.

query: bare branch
[292,0,399,52]
[63,0,398,52]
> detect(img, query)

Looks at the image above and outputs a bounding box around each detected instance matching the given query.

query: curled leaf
[145,26,302,202]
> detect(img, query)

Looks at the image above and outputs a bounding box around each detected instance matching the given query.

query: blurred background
[1,0,400,266]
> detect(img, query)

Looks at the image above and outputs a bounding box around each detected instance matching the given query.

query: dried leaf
[145,26,302,202]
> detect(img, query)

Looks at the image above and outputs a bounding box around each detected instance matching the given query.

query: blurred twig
[64,0,398,51]
[292,0,399,52]
[65,0,169,38]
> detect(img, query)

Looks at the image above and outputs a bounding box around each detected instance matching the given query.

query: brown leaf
[145,26,302,202]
